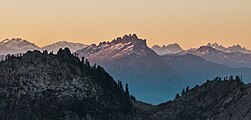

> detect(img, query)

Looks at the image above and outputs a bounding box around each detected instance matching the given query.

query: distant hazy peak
[197,46,218,53]
[206,42,251,54]
[152,43,183,55]
[0,38,37,46]
[42,41,87,52]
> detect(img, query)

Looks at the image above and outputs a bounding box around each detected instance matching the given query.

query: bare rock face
[0,48,133,120]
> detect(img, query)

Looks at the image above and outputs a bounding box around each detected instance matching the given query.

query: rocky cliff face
[0,48,132,120]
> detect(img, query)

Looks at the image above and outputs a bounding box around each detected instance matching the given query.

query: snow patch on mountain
[77,34,152,62]
[0,38,39,55]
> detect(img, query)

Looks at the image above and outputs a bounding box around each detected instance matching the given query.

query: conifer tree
[125,83,129,97]
[229,76,234,80]
[186,86,189,93]
[176,94,180,99]
[236,75,241,81]
[182,88,185,95]
[85,59,90,68]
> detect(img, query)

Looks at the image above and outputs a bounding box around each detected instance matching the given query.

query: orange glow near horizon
[0,0,251,49]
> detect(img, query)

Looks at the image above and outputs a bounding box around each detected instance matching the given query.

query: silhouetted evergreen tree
[236,75,241,81]
[57,48,63,54]
[85,59,90,68]
[175,94,180,99]
[182,89,185,95]
[130,95,136,100]
[125,83,129,97]
[229,76,234,80]
[186,86,189,93]
[93,64,97,69]
[117,80,124,92]
[43,50,48,54]
[81,57,85,62]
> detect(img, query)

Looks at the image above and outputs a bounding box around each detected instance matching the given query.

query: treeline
[175,75,244,99]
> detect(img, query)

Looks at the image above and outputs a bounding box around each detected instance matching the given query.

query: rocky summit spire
[111,34,146,47]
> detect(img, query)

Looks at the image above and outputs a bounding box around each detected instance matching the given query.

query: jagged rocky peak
[197,45,217,53]
[207,42,221,47]
[228,44,245,51]
[111,34,147,46]
[206,42,227,51]
[205,42,251,54]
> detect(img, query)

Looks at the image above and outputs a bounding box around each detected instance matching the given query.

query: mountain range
[0,38,87,55]
[1,35,251,104]
[153,42,251,68]
[76,34,251,104]
[1,49,251,119]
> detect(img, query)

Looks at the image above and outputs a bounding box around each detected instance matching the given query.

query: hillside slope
[135,79,251,120]
[0,48,132,120]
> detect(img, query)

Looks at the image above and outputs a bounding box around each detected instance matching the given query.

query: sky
[0,0,251,49]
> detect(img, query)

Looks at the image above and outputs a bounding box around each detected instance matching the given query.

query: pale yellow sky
[0,0,251,49]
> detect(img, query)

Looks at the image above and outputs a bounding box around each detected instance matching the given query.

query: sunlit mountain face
[75,34,251,104]
[0,38,87,55]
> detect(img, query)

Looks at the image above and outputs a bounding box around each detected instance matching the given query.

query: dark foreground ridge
[137,79,251,120]
[0,48,133,120]
[1,49,251,120]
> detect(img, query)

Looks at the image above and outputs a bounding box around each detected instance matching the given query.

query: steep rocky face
[0,48,132,120]
[77,34,156,63]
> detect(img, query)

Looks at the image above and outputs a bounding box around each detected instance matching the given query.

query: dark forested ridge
[137,77,251,120]
[1,49,251,120]
[0,48,133,120]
